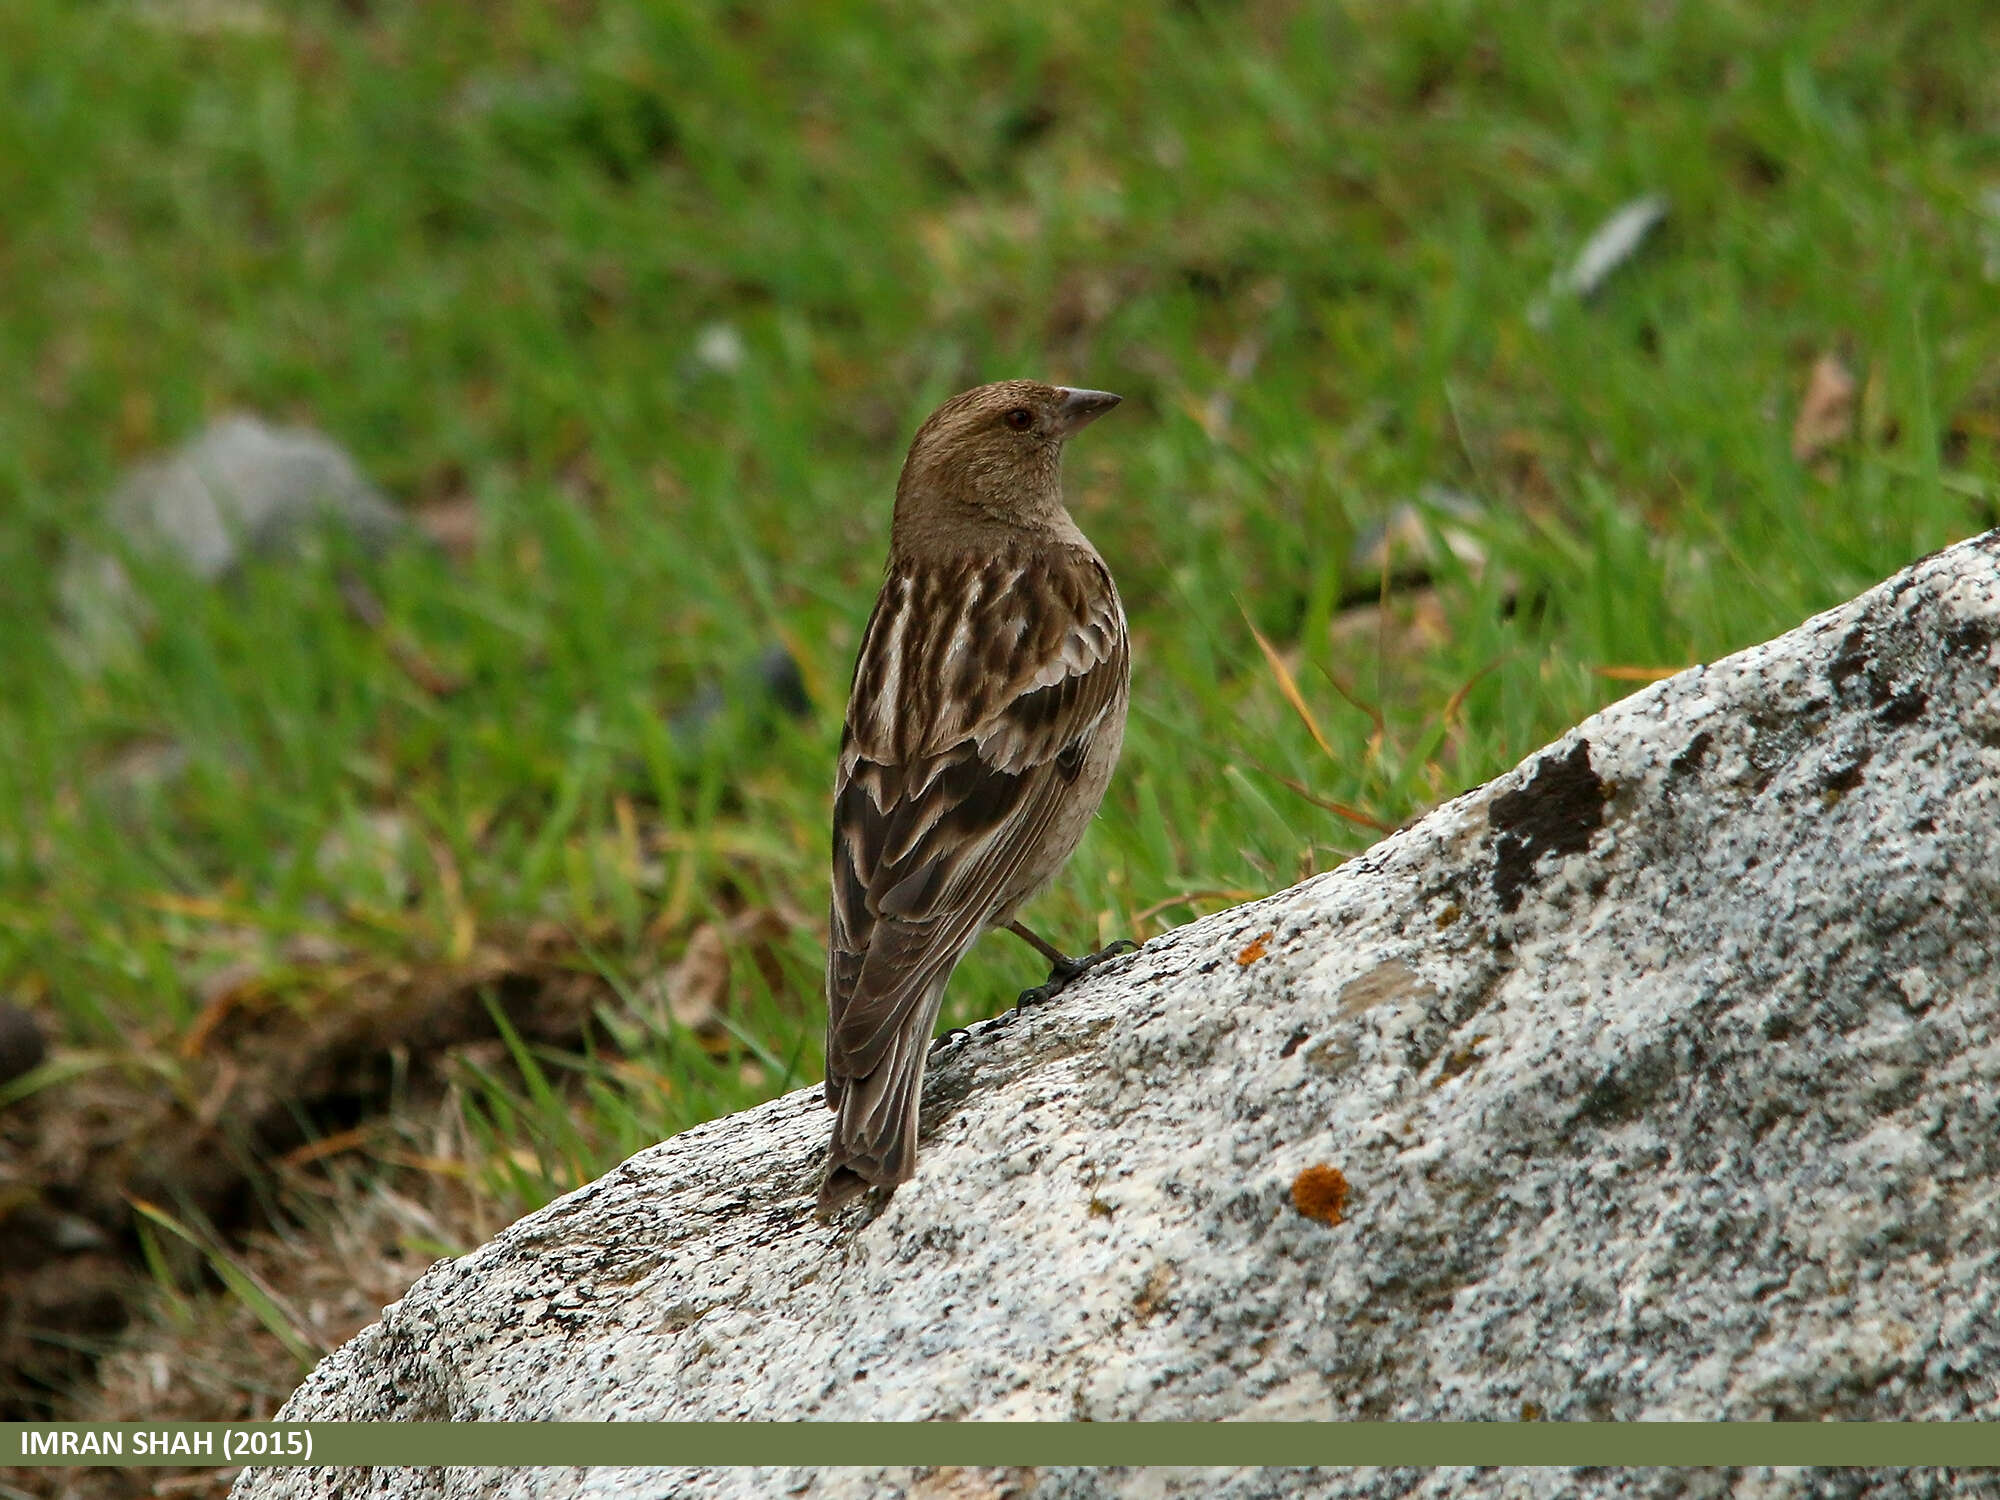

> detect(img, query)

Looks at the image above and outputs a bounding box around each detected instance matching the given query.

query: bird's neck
[888,481,1082,563]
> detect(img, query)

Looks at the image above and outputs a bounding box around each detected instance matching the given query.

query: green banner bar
[6,1422,2000,1468]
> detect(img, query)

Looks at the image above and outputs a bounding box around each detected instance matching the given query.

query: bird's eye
[1003,408,1034,431]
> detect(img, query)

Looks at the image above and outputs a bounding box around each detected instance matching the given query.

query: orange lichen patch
[1291,1164,1350,1225]
[1236,930,1274,966]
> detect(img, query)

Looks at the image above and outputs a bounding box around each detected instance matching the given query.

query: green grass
[2,0,1997,1265]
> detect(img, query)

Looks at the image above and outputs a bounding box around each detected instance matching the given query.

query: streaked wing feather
[826,544,1126,1082]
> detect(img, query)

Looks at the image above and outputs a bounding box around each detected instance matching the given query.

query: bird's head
[892,380,1121,540]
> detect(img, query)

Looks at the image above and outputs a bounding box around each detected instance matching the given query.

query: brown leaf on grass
[278,1124,372,1170]
[1494,428,1559,505]
[385,638,466,699]
[1257,766,1394,833]
[666,923,731,1036]
[662,907,803,1042]
[1440,655,1510,731]
[1792,352,1857,464]
[337,573,466,699]
[1241,605,1334,758]
[181,961,269,1058]
[1129,888,1261,926]
[194,1058,241,1130]
[413,495,480,561]
[427,837,476,964]
[1316,663,1387,751]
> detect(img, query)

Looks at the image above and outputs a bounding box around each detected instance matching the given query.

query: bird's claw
[1013,938,1139,1012]
[1013,980,1059,1011]
[930,1024,975,1054]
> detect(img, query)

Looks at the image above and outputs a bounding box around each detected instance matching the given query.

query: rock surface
[239,533,2000,1500]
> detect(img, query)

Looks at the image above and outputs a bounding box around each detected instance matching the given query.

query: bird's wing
[825,542,1128,1092]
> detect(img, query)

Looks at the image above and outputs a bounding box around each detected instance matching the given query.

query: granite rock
[237,532,2000,1500]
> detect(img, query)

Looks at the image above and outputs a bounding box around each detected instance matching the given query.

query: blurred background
[2,0,1996,1447]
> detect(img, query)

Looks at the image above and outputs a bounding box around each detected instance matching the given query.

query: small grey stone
[107,413,402,576]
[59,414,407,666]
[664,642,813,751]
[692,322,747,375]
[1529,192,1669,325]
[1347,486,1490,589]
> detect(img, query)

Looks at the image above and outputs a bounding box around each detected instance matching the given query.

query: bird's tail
[817,987,941,1216]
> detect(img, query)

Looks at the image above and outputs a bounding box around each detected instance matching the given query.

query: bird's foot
[1014,939,1138,1011]
[929,1024,976,1055]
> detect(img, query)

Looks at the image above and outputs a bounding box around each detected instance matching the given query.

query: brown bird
[819,380,1133,1215]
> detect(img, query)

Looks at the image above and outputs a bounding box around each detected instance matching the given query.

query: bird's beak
[1053,387,1122,436]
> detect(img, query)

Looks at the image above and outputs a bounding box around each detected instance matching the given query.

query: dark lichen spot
[1434,1038,1487,1084]
[1946,616,1995,658]
[1279,1025,1310,1058]
[1302,1035,1359,1076]
[657,1301,709,1334]
[1827,625,1872,694]
[1874,687,1927,727]
[1578,1073,1656,1126]
[1820,746,1872,795]
[1133,1262,1175,1321]
[1488,740,1607,913]
[1222,1190,1264,1223]
[1669,729,1715,779]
